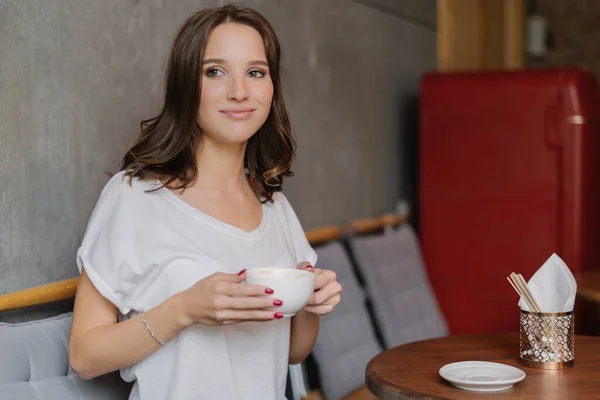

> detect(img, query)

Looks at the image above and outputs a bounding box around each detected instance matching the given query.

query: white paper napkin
[518,253,577,312]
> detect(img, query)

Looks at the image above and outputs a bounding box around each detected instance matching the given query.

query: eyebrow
[202,58,269,68]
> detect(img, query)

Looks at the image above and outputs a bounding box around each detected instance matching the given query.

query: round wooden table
[366,333,600,399]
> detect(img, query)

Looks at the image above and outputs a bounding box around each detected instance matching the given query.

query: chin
[216,128,259,144]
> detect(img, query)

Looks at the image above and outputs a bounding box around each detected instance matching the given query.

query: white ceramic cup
[245,267,316,317]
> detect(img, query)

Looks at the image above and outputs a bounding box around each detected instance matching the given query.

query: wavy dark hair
[122,4,295,203]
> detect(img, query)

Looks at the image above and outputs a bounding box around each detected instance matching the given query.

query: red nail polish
[265,288,274,294]
[306,265,314,269]
[273,300,283,306]
[274,312,283,319]
[238,269,247,276]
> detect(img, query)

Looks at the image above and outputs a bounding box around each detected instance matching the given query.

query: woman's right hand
[179,269,283,326]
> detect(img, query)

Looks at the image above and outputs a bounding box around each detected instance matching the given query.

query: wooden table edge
[365,358,448,400]
[364,334,600,400]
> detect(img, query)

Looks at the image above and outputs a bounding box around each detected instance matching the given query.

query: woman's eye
[205,68,224,78]
[248,69,266,78]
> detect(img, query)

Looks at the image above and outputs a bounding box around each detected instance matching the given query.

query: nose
[227,75,249,102]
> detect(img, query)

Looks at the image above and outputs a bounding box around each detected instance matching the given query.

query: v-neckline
[157,184,269,240]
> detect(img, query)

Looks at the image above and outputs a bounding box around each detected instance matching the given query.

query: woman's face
[198,23,274,145]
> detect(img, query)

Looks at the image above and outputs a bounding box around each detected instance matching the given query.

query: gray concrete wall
[0,0,436,319]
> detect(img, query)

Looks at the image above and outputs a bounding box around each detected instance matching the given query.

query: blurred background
[4,0,600,399]
[3,0,600,323]
[4,0,600,338]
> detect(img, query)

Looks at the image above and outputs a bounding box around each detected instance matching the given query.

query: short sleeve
[76,172,154,315]
[274,193,318,267]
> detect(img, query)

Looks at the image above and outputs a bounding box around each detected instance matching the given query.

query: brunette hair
[122,4,295,202]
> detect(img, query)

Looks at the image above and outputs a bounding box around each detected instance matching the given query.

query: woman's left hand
[297,262,342,316]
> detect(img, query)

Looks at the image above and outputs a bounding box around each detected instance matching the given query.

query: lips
[220,107,256,121]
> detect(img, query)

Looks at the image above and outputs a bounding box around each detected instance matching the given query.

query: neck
[194,135,249,193]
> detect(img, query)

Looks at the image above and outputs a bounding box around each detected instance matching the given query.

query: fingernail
[238,269,247,276]
[265,288,274,294]
[273,300,283,306]
[306,265,314,269]
[274,312,283,319]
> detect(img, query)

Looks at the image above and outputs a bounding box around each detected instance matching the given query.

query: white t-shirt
[76,171,318,400]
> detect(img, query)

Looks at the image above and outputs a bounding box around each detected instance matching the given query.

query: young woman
[68,5,342,400]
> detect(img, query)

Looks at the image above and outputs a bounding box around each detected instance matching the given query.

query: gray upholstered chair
[0,312,132,399]
[348,224,448,349]
[310,241,383,400]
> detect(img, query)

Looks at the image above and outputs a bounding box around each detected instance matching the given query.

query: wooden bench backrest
[0,213,407,313]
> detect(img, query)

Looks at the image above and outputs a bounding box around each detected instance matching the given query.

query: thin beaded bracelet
[141,311,168,345]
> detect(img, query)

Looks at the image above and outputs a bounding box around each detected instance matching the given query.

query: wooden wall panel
[437,0,524,71]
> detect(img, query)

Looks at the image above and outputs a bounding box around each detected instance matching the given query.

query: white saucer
[439,361,526,392]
